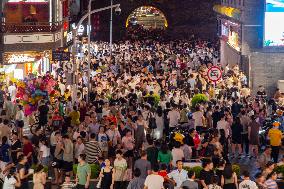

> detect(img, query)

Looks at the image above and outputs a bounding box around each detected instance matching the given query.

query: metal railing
[0,22,63,33]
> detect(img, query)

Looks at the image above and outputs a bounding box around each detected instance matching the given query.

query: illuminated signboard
[264,0,284,46]
[4,52,42,64]
[228,30,241,52]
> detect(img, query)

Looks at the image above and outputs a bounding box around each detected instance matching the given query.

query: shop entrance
[126,6,168,30]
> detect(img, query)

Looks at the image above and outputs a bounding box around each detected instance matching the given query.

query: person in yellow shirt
[268,122,283,162]
[68,106,80,126]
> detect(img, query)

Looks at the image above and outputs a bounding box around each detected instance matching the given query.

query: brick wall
[249,51,284,96]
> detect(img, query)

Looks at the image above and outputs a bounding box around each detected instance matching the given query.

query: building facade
[0,0,65,78]
[215,0,284,95]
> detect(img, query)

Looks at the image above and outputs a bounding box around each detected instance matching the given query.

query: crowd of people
[0,30,283,189]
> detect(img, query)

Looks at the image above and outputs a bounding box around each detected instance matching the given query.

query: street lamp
[87,0,94,104]
[71,3,121,104]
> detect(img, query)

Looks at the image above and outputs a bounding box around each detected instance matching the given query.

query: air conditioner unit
[278,80,284,93]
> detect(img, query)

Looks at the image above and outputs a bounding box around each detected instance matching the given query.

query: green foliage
[183,166,203,178]
[274,165,284,176]
[232,164,240,177]
[144,94,161,107]
[191,94,209,108]
[73,164,101,179]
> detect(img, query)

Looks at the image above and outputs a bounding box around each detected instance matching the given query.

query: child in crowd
[61,175,76,189]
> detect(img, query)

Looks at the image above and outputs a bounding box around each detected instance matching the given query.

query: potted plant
[191,94,208,108]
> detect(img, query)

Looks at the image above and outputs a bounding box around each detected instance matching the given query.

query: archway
[126,6,168,29]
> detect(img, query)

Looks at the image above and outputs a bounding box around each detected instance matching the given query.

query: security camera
[115,6,121,15]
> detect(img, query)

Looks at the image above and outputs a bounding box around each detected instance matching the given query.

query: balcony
[0,22,63,53]
[0,22,62,33]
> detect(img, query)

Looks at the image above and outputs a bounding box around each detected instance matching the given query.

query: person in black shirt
[38,100,49,127]
[93,95,104,120]
[212,106,221,129]
[17,154,32,189]
[200,159,214,189]
[231,117,243,158]
[231,98,242,118]
[11,132,22,164]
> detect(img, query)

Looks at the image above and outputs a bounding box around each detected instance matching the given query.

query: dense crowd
[0,33,283,189]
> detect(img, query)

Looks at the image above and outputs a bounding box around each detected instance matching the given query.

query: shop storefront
[219,19,242,67]
[2,51,51,79]
[214,5,242,67]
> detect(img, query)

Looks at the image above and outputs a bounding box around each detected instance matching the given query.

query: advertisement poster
[4,2,49,23]
[264,0,284,46]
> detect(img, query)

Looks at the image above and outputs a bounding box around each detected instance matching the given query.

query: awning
[213,5,241,21]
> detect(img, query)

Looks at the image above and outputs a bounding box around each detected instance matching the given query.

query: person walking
[134,151,151,179]
[168,160,188,189]
[76,154,91,189]
[248,115,260,159]
[33,164,47,189]
[62,135,74,177]
[85,133,102,164]
[144,164,164,189]
[127,168,145,189]
[239,171,258,189]
[113,150,127,189]
[99,159,114,189]
[221,164,238,189]
[3,168,21,189]
[268,122,283,163]
[17,154,33,189]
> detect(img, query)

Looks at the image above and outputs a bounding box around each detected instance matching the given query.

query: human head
[2,136,8,145]
[152,163,159,172]
[104,159,111,166]
[202,159,213,170]
[255,173,265,183]
[187,170,195,179]
[78,154,86,163]
[115,150,123,159]
[267,171,277,180]
[242,170,250,179]
[18,154,28,164]
[22,136,29,144]
[34,164,44,173]
[176,160,183,170]
[141,151,147,159]
[90,133,96,140]
[133,168,141,178]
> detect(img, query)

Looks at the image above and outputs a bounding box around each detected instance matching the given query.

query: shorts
[16,120,24,128]
[63,161,73,172]
[51,158,63,169]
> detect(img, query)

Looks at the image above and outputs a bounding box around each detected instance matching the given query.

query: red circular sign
[207,66,222,82]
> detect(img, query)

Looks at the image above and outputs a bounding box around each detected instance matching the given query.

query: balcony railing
[0,22,62,33]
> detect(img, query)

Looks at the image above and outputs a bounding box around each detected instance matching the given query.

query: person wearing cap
[268,121,283,162]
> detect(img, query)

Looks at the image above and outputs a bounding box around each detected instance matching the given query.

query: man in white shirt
[144,164,164,189]
[167,105,180,129]
[216,115,230,138]
[239,171,258,189]
[8,83,16,102]
[168,160,188,189]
